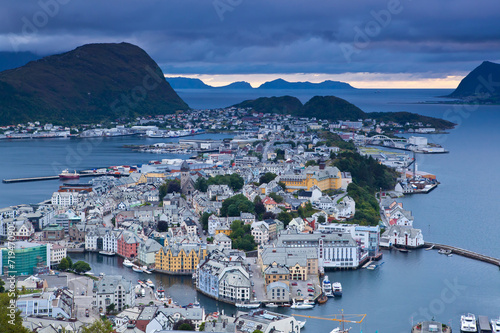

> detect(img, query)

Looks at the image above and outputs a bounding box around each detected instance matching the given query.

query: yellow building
[215,226,231,236]
[137,172,166,185]
[155,243,209,275]
[279,165,342,193]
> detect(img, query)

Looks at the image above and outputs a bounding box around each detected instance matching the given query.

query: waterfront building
[138,238,162,266]
[117,230,143,258]
[276,230,362,269]
[155,242,216,274]
[260,246,318,280]
[278,165,342,193]
[197,250,251,302]
[317,223,381,258]
[146,307,205,332]
[48,243,67,265]
[51,191,79,208]
[234,310,302,333]
[263,263,290,285]
[17,288,74,319]
[93,275,135,312]
[0,241,50,275]
[381,225,424,248]
[85,228,120,254]
[266,281,290,302]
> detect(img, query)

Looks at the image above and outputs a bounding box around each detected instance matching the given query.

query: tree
[173,319,195,331]
[305,160,317,167]
[66,256,73,269]
[269,192,283,203]
[206,237,214,243]
[220,194,254,217]
[207,174,244,191]
[263,212,276,220]
[278,181,287,191]
[159,179,182,200]
[106,303,115,314]
[59,257,70,271]
[230,220,256,251]
[253,196,265,218]
[259,172,277,185]
[317,215,326,223]
[277,211,293,226]
[195,177,208,192]
[0,294,30,333]
[253,330,264,333]
[73,261,91,273]
[200,212,212,231]
[157,220,169,232]
[199,322,206,331]
[111,217,116,227]
[0,279,4,293]
[80,319,114,333]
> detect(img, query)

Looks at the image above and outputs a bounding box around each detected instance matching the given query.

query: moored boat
[332,282,343,297]
[317,294,328,304]
[491,317,500,332]
[123,259,133,267]
[298,320,306,329]
[266,303,279,308]
[146,279,155,288]
[235,302,261,308]
[322,275,333,297]
[132,265,142,273]
[461,313,477,332]
[290,299,314,309]
[98,251,115,256]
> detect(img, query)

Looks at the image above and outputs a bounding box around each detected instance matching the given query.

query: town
[0,107,434,333]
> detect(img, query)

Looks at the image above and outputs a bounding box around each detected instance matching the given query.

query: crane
[292,311,366,333]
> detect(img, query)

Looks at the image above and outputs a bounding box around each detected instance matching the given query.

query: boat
[98,251,115,256]
[59,169,80,179]
[290,299,314,309]
[132,265,143,273]
[322,275,333,297]
[146,279,155,288]
[235,302,261,308]
[491,317,500,332]
[366,264,377,270]
[438,249,452,255]
[123,259,134,268]
[266,303,279,308]
[298,320,306,329]
[317,294,328,304]
[142,266,153,274]
[460,313,477,332]
[332,282,343,297]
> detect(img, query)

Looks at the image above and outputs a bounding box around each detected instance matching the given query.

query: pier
[2,173,127,184]
[425,242,500,267]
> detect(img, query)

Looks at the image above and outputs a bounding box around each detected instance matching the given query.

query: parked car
[291,282,298,286]
[307,283,313,286]
[307,288,314,292]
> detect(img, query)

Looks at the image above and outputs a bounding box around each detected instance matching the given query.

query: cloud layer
[0,0,499,81]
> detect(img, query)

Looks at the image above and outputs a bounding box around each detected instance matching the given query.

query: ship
[59,169,80,179]
[322,275,333,297]
[290,299,314,309]
[123,259,134,268]
[332,282,343,297]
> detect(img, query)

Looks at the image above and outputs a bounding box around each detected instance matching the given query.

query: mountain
[165,77,212,89]
[233,95,455,129]
[0,42,189,125]
[448,61,500,102]
[0,51,41,72]
[234,96,303,114]
[166,77,253,89]
[258,78,354,89]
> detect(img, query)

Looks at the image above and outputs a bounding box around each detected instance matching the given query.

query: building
[146,307,206,332]
[42,224,65,241]
[234,310,302,333]
[266,281,290,302]
[93,275,135,312]
[180,218,198,236]
[260,247,318,281]
[197,250,251,302]
[138,238,162,266]
[317,223,380,258]
[117,230,143,258]
[49,244,67,265]
[17,288,74,319]
[51,191,79,207]
[381,225,424,248]
[276,230,361,269]
[155,242,212,275]
[0,241,50,276]
[180,161,196,196]
[251,221,269,245]
[263,263,290,285]
[213,233,232,251]
[279,165,342,193]
[85,228,119,254]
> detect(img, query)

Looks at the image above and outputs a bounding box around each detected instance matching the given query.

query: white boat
[266,303,279,308]
[123,259,134,268]
[142,266,153,274]
[98,251,115,256]
[290,299,314,309]
[332,282,343,297]
[59,169,80,179]
[146,279,155,288]
[461,313,478,332]
[298,320,306,329]
[235,302,261,308]
[322,275,333,297]
[366,264,376,270]
[491,317,500,332]
[132,265,143,273]
[438,249,452,255]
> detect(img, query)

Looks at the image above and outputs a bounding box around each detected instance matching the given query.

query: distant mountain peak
[448,61,500,101]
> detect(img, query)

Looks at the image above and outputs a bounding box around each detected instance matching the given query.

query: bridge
[425,242,500,267]
[361,135,408,147]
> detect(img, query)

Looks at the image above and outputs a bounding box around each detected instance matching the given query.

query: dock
[425,242,500,267]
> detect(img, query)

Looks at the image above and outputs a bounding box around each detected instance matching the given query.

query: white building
[381,225,424,248]
[317,223,380,258]
[85,228,119,253]
[251,221,270,245]
[51,191,79,207]
[49,244,67,265]
[93,275,135,312]
[138,238,163,266]
[213,233,232,251]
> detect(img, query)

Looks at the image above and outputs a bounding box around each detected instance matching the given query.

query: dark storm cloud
[0,0,499,77]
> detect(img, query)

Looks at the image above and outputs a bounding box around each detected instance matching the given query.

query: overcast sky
[1,0,499,88]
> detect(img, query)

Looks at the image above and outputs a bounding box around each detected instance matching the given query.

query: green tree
[207,174,244,191]
[59,257,69,271]
[200,212,212,231]
[230,220,256,251]
[159,179,182,200]
[0,293,30,333]
[199,322,206,331]
[0,279,4,293]
[195,177,208,192]
[66,256,73,269]
[277,211,293,226]
[269,192,283,203]
[73,261,91,273]
[173,319,195,331]
[80,318,114,333]
[253,330,264,333]
[106,303,115,314]
[220,194,254,217]
[305,160,317,167]
[259,172,277,185]
[253,196,265,219]
[317,215,326,223]
[157,220,169,232]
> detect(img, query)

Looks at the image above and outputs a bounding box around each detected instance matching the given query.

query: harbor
[424,242,500,267]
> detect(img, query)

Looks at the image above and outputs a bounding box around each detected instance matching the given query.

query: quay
[425,242,500,267]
